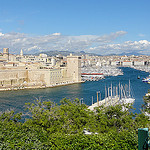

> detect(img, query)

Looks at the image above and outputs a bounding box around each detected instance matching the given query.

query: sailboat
[88,80,135,111]
[120,80,135,105]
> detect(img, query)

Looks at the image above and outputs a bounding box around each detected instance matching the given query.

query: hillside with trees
[0,96,150,149]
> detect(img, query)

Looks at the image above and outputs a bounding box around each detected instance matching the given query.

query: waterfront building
[133,60,146,66]
[0,69,27,87]
[110,60,120,66]
[67,54,81,82]
[0,50,82,90]
[121,61,133,66]
[1,47,150,90]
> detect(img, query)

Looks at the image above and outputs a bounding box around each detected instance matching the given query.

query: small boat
[137,76,140,79]
[142,78,150,82]
[142,75,150,82]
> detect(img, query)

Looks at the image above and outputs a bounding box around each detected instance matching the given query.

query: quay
[88,95,120,111]
[0,80,85,91]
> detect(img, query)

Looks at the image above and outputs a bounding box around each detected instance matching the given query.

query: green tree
[0,97,150,149]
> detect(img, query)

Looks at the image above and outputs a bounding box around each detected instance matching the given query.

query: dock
[88,95,120,111]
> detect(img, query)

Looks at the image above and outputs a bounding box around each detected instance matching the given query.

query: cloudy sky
[0,0,150,55]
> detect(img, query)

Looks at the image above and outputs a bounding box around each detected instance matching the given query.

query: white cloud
[0,31,149,55]
[89,40,150,55]
[52,33,61,36]
[27,46,39,51]
[92,31,127,43]
[138,34,146,37]
[0,32,4,36]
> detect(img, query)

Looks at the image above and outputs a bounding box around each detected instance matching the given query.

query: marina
[81,73,104,81]
[81,66,123,77]
[88,80,135,111]
[0,67,150,114]
[132,66,150,73]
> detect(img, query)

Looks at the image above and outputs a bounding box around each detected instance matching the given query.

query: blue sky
[0,0,150,55]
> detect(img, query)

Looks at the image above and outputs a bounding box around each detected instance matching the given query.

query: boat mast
[119,82,120,100]
[111,83,113,104]
[105,85,107,104]
[108,87,110,105]
[99,91,101,101]
[129,80,131,97]
[116,86,118,97]
[105,85,107,99]
[97,91,99,107]
[122,85,127,99]
[121,84,123,102]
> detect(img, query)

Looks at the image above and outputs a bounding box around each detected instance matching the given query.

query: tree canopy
[0,97,150,149]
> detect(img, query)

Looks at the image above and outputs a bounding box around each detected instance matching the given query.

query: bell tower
[20,49,23,56]
[3,48,9,61]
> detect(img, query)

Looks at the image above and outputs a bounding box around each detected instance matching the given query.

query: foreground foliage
[0,98,150,149]
[143,89,150,114]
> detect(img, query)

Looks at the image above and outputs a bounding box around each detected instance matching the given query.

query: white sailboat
[120,80,135,105]
[88,80,135,111]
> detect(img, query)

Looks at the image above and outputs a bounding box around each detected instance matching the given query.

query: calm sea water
[0,67,149,114]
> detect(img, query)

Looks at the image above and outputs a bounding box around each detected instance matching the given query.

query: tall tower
[67,54,81,82]
[3,48,9,54]
[51,57,56,66]
[3,48,9,61]
[20,49,23,56]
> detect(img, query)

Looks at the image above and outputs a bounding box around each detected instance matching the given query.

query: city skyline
[0,0,150,55]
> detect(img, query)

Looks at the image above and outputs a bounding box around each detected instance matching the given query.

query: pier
[88,95,120,111]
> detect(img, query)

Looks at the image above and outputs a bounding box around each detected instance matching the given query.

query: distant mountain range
[30,50,146,57]
[34,50,100,56]
[118,52,143,56]
[105,51,143,56]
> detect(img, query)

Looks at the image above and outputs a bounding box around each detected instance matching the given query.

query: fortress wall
[0,70,27,87]
[27,69,50,86]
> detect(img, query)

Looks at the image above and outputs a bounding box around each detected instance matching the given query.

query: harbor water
[0,67,150,114]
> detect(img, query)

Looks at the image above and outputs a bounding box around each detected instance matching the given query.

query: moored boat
[142,75,150,82]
